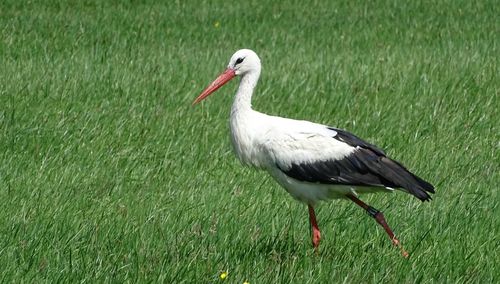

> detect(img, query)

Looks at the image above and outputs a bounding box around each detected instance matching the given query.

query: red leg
[308,205,321,251]
[347,195,409,258]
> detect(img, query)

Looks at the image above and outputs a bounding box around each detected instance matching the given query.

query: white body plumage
[230,101,393,205]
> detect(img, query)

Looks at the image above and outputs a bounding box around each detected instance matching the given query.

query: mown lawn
[0,0,498,282]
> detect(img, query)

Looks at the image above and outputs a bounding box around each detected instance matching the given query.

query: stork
[193,49,435,257]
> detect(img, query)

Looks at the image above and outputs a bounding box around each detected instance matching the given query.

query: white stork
[193,49,434,257]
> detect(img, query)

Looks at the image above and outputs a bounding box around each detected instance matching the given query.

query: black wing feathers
[328,127,386,156]
[280,128,435,202]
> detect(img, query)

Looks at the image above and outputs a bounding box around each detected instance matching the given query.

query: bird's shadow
[229,230,423,263]
[231,234,342,262]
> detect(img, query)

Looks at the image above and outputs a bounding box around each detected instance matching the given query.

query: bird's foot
[312,229,321,253]
[391,237,409,258]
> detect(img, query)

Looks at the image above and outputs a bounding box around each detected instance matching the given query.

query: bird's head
[193,49,261,105]
[228,49,261,76]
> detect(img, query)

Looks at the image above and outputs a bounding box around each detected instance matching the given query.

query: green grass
[0,0,498,282]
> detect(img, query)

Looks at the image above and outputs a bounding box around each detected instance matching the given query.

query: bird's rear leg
[369,207,409,258]
[348,195,409,258]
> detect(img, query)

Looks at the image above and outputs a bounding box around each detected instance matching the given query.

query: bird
[192,49,435,257]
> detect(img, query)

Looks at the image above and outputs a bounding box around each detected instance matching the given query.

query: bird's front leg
[308,205,321,252]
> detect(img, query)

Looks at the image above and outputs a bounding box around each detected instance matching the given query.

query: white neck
[229,69,264,168]
[231,70,261,114]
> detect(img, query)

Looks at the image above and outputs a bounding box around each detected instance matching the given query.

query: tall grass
[0,0,498,282]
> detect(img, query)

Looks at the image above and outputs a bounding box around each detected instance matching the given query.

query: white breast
[229,109,270,168]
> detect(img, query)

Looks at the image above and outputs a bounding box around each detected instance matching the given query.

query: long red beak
[192,68,236,105]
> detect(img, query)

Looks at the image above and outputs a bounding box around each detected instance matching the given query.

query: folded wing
[264,124,435,201]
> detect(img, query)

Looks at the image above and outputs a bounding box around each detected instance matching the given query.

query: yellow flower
[243,282,250,284]
[220,272,228,280]
[214,21,220,28]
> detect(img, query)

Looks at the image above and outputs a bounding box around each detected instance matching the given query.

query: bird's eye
[235,57,244,65]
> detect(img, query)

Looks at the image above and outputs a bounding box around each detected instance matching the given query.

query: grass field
[0,0,498,282]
